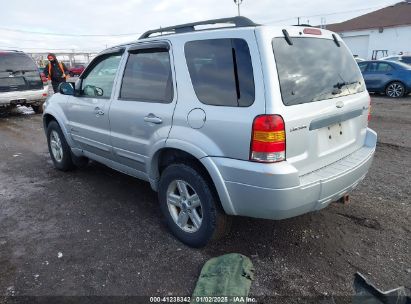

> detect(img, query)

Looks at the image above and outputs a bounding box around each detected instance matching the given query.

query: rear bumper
[0,87,48,107]
[210,128,377,220]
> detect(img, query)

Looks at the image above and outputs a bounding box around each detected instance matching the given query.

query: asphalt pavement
[0,95,410,299]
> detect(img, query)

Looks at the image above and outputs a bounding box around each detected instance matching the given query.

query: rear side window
[185,38,255,107]
[0,52,37,71]
[120,49,173,103]
[376,63,394,72]
[272,37,365,106]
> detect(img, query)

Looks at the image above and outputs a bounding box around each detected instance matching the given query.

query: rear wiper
[333,81,359,89]
[282,29,293,46]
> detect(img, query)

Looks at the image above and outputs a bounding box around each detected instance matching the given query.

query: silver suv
[43,17,377,247]
[0,50,48,113]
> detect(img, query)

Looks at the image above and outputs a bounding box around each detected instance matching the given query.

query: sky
[0,0,402,53]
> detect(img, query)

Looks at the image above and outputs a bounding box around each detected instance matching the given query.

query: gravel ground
[0,95,410,300]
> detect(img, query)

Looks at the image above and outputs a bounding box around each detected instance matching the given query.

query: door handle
[385,73,392,76]
[144,113,163,124]
[94,107,104,116]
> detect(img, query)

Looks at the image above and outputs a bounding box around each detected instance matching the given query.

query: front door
[109,42,176,175]
[363,62,394,90]
[66,51,123,160]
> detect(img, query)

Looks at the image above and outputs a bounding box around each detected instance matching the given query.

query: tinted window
[367,63,378,72]
[0,52,42,92]
[272,38,365,106]
[376,63,393,72]
[120,49,173,103]
[82,54,121,98]
[185,39,255,107]
[400,56,411,64]
[0,52,37,71]
[358,62,368,72]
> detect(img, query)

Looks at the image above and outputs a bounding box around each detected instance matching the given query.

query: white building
[327,1,411,59]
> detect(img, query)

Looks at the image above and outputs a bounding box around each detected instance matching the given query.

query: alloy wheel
[166,180,203,233]
[386,83,404,98]
[50,130,63,162]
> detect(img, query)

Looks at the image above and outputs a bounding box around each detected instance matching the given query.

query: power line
[0,27,142,37]
[0,45,101,52]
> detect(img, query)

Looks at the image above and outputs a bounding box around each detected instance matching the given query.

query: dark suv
[0,50,48,113]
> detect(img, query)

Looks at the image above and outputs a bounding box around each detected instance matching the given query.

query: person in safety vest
[43,53,69,93]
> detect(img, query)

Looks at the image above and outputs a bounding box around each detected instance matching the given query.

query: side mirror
[58,82,74,95]
[95,87,104,97]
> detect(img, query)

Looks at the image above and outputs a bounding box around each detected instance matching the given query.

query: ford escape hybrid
[42,17,377,247]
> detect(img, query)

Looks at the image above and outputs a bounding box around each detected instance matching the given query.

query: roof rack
[139,16,258,39]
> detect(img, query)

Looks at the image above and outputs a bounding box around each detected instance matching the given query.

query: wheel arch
[42,112,75,148]
[149,147,236,215]
[385,80,406,92]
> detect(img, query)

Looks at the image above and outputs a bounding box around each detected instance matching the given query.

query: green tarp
[191,253,255,304]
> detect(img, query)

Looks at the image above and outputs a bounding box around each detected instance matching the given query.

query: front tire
[385,81,405,98]
[158,163,230,248]
[46,121,74,171]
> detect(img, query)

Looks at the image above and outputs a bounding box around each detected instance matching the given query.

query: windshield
[0,52,37,72]
[272,37,365,106]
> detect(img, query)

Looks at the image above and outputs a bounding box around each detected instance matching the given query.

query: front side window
[272,37,365,106]
[185,38,255,107]
[81,54,122,98]
[120,49,173,103]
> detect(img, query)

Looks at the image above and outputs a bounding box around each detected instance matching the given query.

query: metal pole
[234,0,242,16]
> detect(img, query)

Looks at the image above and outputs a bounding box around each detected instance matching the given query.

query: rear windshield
[0,52,37,71]
[272,37,365,106]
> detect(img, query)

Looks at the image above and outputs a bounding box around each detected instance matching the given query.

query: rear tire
[46,121,74,171]
[31,105,43,114]
[385,81,405,98]
[158,163,230,247]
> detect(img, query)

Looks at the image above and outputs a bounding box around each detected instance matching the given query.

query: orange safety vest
[48,62,67,80]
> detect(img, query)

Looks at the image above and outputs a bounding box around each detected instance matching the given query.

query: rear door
[66,50,123,160]
[268,31,370,175]
[109,42,176,174]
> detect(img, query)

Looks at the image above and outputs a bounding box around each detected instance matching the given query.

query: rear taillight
[250,115,286,163]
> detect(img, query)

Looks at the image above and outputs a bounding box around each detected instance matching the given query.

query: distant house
[326,1,411,59]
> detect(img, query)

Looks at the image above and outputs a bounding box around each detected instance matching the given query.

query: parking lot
[0,95,410,298]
